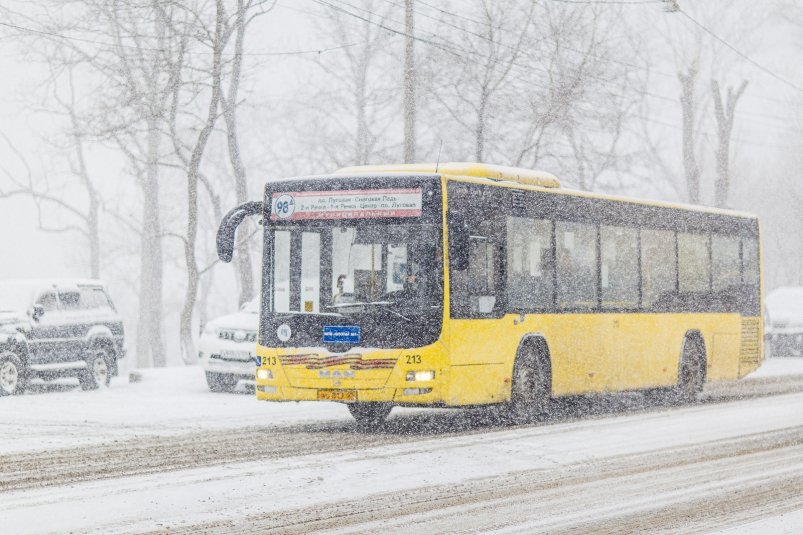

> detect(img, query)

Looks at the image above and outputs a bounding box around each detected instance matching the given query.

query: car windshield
[0,284,35,313]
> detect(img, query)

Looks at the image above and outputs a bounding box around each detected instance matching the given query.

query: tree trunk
[679,66,700,204]
[222,0,255,306]
[711,79,748,208]
[136,114,166,368]
[403,0,416,163]
[179,0,224,365]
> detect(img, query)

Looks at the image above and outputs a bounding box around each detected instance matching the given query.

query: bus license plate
[317,389,357,401]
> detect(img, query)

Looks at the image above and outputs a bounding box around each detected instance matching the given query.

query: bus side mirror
[217,201,263,263]
[449,211,470,271]
[32,304,45,321]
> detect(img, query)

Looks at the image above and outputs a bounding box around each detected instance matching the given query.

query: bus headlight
[406,370,435,382]
[257,369,273,380]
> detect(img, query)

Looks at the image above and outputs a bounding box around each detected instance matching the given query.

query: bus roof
[333,162,757,220]
[335,162,560,189]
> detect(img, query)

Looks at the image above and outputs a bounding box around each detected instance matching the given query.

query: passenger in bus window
[333,274,347,304]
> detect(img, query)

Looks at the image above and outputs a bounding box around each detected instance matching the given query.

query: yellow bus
[217,163,762,425]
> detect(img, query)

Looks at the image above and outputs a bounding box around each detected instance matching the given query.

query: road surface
[1,360,802,534]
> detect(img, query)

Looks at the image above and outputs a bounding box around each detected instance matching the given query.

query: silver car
[198,298,259,392]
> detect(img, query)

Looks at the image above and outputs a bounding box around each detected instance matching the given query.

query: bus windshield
[271,223,442,317]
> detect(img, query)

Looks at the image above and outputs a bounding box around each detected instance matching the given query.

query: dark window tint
[600,225,638,308]
[556,221,597,310]
[641,229,676,308]
[59,291,82,310]
[506,217,553,310]
[36,292,58,311]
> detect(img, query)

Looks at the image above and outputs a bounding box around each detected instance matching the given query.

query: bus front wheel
[507,343,551,424]
[348,402,392,427]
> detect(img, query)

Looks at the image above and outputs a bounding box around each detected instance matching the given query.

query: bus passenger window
[678,233,710,293]
[600,226,638,308]
[450,235,498,316]
[742,238,759,287]
[506,217,553,310]
[641,229,676,308]
[711,234,740,291]
[556,222,597,310]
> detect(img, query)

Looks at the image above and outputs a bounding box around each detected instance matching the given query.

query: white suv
[198,298,259,392]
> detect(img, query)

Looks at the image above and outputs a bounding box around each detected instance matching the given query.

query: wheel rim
[93,354,109,386]
[0,361,19,394]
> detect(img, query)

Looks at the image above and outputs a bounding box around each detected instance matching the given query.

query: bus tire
[675,333,706,404]
[507,340,551,424]
[347,403,392,428]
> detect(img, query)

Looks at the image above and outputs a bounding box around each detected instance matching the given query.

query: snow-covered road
[1,358,803,534]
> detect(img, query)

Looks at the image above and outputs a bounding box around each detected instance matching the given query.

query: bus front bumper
[255,384,441,404]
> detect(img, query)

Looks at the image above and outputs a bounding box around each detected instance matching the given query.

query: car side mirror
[32,304,45,321]
[448,211,469,271]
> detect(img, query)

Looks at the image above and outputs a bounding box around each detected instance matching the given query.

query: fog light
[406,370,435,382]
[257,385,277,394]
[403,388,432,396]
[257,369,273,380]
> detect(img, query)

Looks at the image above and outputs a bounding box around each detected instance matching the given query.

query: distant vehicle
[0,279,125,396]
[217,162,762,427]
[765,287,803,356]
[198,298,259,392]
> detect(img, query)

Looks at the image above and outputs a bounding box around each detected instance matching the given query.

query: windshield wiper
[326,301,412,322]
[274,310,343,320]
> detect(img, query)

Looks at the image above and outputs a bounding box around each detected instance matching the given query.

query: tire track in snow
[156,426,803,534]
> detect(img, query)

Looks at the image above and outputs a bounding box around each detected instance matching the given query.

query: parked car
[198,298,259,392]
[765,286,803,357]
[0,279,125,396]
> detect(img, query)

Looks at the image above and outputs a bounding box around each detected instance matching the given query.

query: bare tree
[710,79,748,208]
[0,65,103,278]
[679,64,702,204]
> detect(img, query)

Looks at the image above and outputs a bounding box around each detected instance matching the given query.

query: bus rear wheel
[347,403,392,428]
[507,343,551,424]
[676,335,706,404]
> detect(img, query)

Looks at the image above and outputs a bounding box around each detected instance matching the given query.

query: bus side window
[742,237,759,287]
[678,232,711,294]
[506,216,553,311]
[641,229,676,309]
[450,234,499,317]
[555,221,597,310]
[711,234,740,291]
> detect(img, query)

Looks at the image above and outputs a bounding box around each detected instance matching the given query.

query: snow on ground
[2,356,801,455]
[2,389,803,534]
[1,357,803,533]
[751,354,803,378]
[0,365,354,455]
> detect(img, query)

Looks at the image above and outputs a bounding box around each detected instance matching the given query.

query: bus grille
[739,318,761,365]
